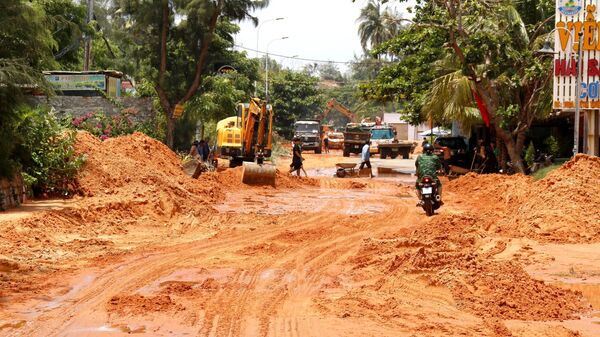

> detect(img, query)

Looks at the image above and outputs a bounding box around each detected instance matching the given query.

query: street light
[255,17,284,96]
[265,36,288,101]
[538,28,582,156]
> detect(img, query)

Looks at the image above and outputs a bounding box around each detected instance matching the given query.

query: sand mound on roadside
[447,173,531,205]
[75,131,223,205]
[504,154,600,242]
[334,212,588,323]
[75,132,219,197]
[447,155,600,243]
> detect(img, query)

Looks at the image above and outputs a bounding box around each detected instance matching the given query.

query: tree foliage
[269,70,324,138]
[110,0,268,148]
[360,0,555,173]
[357,0,402,54]
[0,0,56,177]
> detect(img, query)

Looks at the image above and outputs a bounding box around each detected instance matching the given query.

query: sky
[233,0,415,73]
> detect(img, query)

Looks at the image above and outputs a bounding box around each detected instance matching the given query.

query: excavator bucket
[241,161,276,186]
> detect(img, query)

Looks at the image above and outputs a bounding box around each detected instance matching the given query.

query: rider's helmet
[423,142,434,154]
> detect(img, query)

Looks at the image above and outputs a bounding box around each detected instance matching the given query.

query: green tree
[0,0,56,177]
[36,0,90,70]
[113,0,269,148]
[269,70,324,138]
[357,0,400,55]
[316,62,345,83]
[360,0,554,173]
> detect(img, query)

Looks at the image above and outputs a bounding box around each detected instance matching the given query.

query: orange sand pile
[75,131,222,204]
[447,173,531,207]
[333,212,588,324]
[448,155,600,243]
[504,154,600,242]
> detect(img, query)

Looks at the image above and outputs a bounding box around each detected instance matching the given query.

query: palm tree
[357,1,386,52]
[357,1,402,56]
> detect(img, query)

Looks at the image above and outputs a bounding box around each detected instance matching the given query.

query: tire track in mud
[15,202,393,337]
[13,214,319,336]
[253,201,420,337]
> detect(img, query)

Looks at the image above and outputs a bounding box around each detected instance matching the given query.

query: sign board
[173,104,184,118]
[553,1,600,110]
[44,74,106,91]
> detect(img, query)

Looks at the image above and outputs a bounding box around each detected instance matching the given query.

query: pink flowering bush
[66,109,137,140]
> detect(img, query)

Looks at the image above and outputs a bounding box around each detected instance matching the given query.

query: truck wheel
[381,152,387,159]
[343,148,350,157]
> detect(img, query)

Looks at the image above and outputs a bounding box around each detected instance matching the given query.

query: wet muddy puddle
[554,282,600,310]
[216,187,405,215]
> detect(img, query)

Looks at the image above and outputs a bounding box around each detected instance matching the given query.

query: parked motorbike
[418,175,441,216]
[530,152,554,174]
[500,152,554,175]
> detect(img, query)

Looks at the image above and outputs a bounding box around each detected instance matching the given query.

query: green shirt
[416,153,441,179]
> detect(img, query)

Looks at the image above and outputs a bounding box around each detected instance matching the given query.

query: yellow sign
[173,104,184,118]
[556,5,599,51]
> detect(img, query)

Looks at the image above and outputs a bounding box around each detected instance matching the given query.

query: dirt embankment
[0,132,320,286]
[322,211,589,326]
[447,154,600,243]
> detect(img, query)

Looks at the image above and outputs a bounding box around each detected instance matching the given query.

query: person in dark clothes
[201,138,211,162]
[289,137,307,176]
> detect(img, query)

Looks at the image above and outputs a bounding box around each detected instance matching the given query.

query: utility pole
[83,0,94,71]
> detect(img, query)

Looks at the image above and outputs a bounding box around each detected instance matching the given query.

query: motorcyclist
[415,143,443,206]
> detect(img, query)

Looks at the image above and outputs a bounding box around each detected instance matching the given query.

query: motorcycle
[418,175,441,216]
[530,152,554,174]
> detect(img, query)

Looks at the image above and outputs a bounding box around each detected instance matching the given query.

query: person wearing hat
[289,137,307,176]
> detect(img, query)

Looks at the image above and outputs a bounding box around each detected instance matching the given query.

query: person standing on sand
[201,138,211,162]
[323,133,329,154]
[359,141,374,178]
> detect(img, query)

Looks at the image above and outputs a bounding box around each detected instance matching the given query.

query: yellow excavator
[216,98,276,186]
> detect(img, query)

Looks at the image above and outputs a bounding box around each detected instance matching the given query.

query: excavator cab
[216,98,276,186]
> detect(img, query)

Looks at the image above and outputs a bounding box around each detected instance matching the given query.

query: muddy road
[0,133,599,336]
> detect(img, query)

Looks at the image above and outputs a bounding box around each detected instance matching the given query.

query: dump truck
[342,123,371,157]
[215,98,276,186]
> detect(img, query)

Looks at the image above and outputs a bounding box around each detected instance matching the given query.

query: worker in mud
[359,141,374,178]
[201,138,211,162]
[323,133,329,154]
[415,142,443,205]
[289,137,307,177]
[190,140,202,160]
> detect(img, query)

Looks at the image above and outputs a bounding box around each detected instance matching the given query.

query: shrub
[16,107,85,197]
[544,135,560,158]
[524,142,535,167]
[66,108,166,142]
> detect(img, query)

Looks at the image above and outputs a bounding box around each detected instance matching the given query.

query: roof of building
[43,70,123,78]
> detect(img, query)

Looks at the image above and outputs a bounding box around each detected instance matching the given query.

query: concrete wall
[28,96,155,122]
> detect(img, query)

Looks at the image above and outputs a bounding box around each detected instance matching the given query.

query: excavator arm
[320,99,356,123]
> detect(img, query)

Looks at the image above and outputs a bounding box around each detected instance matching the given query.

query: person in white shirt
[359,141,373,178]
